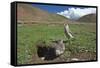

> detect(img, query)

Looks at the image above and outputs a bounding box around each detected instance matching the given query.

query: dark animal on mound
[36,40,65,60]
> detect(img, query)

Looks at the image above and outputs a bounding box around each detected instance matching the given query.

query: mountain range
[17,3,96,24]
[17,3,70,24]
[77,14,96,23]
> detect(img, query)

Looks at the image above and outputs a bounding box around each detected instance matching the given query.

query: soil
[28,51,96,64]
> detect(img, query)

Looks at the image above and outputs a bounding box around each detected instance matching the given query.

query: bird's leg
[68,38,71,45]
[67,38,73,52]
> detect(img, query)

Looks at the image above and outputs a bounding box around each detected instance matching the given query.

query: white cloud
[57,8,96,20]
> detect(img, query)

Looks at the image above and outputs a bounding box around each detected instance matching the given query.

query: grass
[17,23,96,64]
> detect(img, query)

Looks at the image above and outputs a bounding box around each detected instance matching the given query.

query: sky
[32,4,96,20]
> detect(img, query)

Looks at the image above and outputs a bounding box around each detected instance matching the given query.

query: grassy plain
[17,23,96,64]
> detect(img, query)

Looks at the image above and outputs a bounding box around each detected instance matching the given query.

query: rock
[71,58,79,61]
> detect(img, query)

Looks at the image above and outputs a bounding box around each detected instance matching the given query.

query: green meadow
[17,23,96,64]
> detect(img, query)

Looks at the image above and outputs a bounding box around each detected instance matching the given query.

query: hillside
[17,3,70,24]
[77,14,96,23]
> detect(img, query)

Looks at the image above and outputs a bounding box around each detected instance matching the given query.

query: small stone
[40,57,45,60]
[71,58,79,61]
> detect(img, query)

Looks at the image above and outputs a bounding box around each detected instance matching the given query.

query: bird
[64,24,74,45]
[36,40,65,60]
[52,40,65,56]
[64,24,74,39]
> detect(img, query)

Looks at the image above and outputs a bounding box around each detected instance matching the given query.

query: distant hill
[77,14,96,23]
[17,3,70,24]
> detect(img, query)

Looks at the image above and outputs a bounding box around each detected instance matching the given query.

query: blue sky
[32,4,96,20]
[32,4,81,13]
[32,4,72,13]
